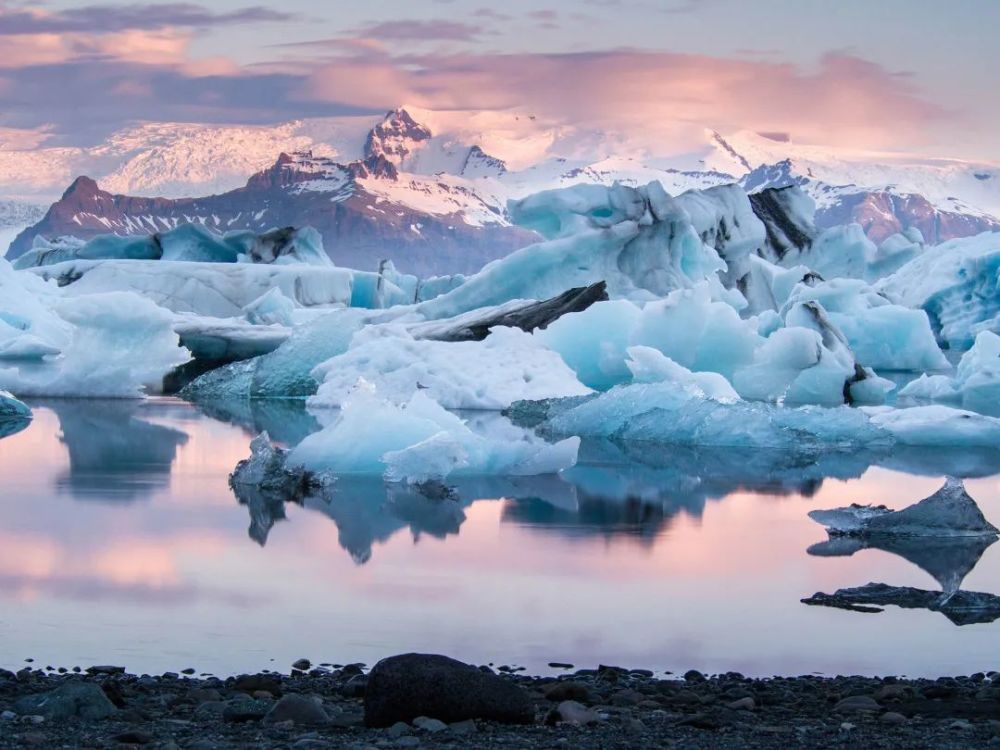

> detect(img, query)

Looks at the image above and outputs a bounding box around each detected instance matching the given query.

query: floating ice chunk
[898,374,959,401]
[802,224,877,280]
[869,231,924,281]
[543,382,890,451]
[0,258,72,360]
[809,478,998,538]
[422,182,726,320]
[15,224,333,269]
[308,326,591,410]
[898,331,1000,413]
[289,383,579,483]
[782,278,947,371]
[632,283,760,382]
[535,300,642,390]
[0,389,31,438]
[0,292,190,398]
[739,255,819,314]
[954,331,1000,410]
[625,346,740,402]
[0,390,30,421]
[877,232,1000,349]
[675,183,765,286]
[244,287,296,327]
[746,186,817,264]
[30,259,366,317]
[863,405,1000,447]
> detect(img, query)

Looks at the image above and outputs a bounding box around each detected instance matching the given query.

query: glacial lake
[2,397,999,679]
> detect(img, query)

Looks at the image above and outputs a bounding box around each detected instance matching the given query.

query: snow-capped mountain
[7,107,1000,271]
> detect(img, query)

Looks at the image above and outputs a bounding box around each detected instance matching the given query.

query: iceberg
[0,389,31,438]
[0,291,191,398]
[877,231,1000,348]
[29,259,362,317]
[309,326,591,411]
[418,181,730,321]
[14,224,332,269]
[538,283,889,405]
[899,331,1000,414]
[0,258,72,360]
[530,380,1000,453]
[802,584,1000,626]
[288,382,579,483]
[808,477,999,538]
[780,278,948,371]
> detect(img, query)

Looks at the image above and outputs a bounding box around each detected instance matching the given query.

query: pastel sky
[2,0,999,160]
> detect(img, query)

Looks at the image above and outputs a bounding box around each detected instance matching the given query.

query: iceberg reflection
[49,400,189,501]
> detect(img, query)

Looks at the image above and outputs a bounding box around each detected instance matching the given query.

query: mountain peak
[365,108,433,168]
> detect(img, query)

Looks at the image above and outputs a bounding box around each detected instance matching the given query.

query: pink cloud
[304,50,942,151]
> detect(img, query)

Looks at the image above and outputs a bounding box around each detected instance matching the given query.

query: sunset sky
[2,0,999,160]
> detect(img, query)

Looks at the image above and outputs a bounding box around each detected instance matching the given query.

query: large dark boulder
[363,653,534,727]
[13,681,118,721]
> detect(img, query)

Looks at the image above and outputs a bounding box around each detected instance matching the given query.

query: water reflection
[0,417,30,440]
[48,400,189,501]
[3,398,1000,677]
[804,482,1000,624]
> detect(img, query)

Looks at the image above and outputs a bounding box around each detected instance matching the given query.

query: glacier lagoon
[2,397,999,679]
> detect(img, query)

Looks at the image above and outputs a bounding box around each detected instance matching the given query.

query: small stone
[86,665,126,676]
[181,668,195,676]
[727,697,755,711]
[548,663,574,670]
[880,712,907,725]
[395,738,421,748]
[624,717,647,734]
[949,719,974,731]
[293,659,312,672]
[833,695,881,713]
[875,684,908,701]
[112,730,154,745]
[413,716,448,733]
[0,711,15,721]
[222,697,272,723]
[341,674,368,698]
[449,719,477,735]
[840,722,855,731]
[684,670,705,682]
[556,700,601,725]
[385,721,411,739]
[265,694,330,726]
[544,681,591,702]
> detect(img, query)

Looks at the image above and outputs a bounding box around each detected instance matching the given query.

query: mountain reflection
[48,400,189,501]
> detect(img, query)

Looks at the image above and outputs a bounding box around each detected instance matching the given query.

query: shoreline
[2,656,999,749]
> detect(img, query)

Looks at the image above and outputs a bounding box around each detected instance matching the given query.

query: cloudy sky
[2,0,998,160]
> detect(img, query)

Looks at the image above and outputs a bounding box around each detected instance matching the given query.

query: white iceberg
[0,258,72,360]
[899,331,1000,414]
[289,382,579,483]
[0,291,190,398]
[877,232,1000,348]
[308,325,592,410]
[780,278,947,371]
[15,224,333,269]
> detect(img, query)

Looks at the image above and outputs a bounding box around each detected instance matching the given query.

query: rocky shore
[2,654,1000,749]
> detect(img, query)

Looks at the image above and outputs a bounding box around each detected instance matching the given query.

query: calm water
[2,398,999,678]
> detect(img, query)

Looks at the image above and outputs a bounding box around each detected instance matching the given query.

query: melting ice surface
[2,398,1000,678]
